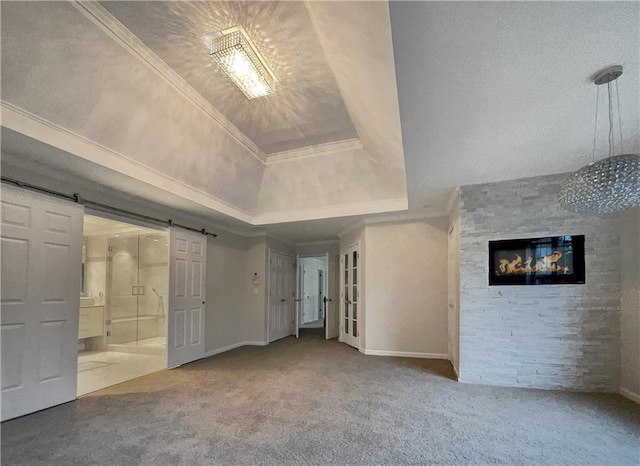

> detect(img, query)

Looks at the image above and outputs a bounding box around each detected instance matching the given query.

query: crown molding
[266,138,363,164]
[295,239,340,247]
[338,221,365,239]
[336,207,453,239]
[1,101,255,224]
[72,0,267,164]
[253,197,407,225]
[266,233,296,247]
[363,209,449,226]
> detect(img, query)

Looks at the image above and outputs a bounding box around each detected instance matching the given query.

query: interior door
[318,270,324,321]
[167,228,206,368]
[268,250,293,343]
[294,254,301,338]
[340,245,359,348]
[325,253,339,339]
[1,186,83,421]
[301,261,316,324]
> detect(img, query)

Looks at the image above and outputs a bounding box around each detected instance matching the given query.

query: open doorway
[297,256,327,336]
[78,215,168,395]
[299,256,326,329]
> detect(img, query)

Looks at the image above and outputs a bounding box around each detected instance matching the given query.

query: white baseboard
[362,349,448,359]
[620,387,640,404]
[204,341,245,358]
[203,340,268,359]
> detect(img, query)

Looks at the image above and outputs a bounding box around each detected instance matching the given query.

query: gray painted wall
[458,173,621,391]
[205,234,248,353]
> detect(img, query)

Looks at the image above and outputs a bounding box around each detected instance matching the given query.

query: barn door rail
[1,176,218,238]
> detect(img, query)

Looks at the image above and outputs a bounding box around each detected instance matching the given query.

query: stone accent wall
[458,173,621,391]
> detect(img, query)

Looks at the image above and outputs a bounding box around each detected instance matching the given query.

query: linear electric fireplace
[489,235,585,286]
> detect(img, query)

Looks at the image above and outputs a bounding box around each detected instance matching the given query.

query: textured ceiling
[390,1,639,211]
[14,1,635,242]
[100,1,358,155]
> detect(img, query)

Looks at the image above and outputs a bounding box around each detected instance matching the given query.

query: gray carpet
[2,329,639,465]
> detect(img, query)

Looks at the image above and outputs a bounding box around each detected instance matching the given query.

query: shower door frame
[85,208,169,357]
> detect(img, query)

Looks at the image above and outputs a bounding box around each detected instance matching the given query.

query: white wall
[620,207,640,401]
[364,219,449,357]
[448,196,461,375]
[296,241,339,256]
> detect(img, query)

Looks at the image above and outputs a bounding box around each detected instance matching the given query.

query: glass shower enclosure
[106,233,168,353]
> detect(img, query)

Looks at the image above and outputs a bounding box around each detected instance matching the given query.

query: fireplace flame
[497,251,569,275]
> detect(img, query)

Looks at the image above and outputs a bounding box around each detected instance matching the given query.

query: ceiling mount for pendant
[593,65,623,85]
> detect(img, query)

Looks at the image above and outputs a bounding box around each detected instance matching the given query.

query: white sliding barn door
[268,250,294,343]
[1,186,83,421]
[167,228,206,368]
[325,253,339,339]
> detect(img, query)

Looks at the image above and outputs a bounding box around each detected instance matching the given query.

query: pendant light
[558,66,640,215]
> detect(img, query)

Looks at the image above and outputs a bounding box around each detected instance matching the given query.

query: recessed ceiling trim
[295,239,340,247]
[252,197,408,226]
[1,101,255,224]
[266,138,363,164]
[72,0,268,163]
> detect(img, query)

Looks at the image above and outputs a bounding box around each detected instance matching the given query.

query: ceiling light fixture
[209,26,277,99]
[558,66,640,215]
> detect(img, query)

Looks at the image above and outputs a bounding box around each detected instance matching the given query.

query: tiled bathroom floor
[77,350,166,396]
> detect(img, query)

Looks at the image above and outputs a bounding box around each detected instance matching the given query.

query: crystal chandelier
[209,26,277,99]
[558,66,640,215]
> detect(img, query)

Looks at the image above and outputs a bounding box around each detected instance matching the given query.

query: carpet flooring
[2,329,639,465]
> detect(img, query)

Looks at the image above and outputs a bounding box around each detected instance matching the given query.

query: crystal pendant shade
[209,26,276,99]
[558,153,640,214]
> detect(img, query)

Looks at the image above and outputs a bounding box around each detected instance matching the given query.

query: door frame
[325,252,339,340]
[266,248,295,344]
[339,242,361,349]
[295,253,329,334]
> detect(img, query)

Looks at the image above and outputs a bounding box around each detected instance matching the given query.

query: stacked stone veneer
[458,173,621,391]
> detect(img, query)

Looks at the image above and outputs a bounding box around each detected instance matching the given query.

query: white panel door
[340,245,360,348]
[167,228,206,368]
[294,255,301,338]
[268,250,294,343]
[1,186,83,421]
[325,253,339,339]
